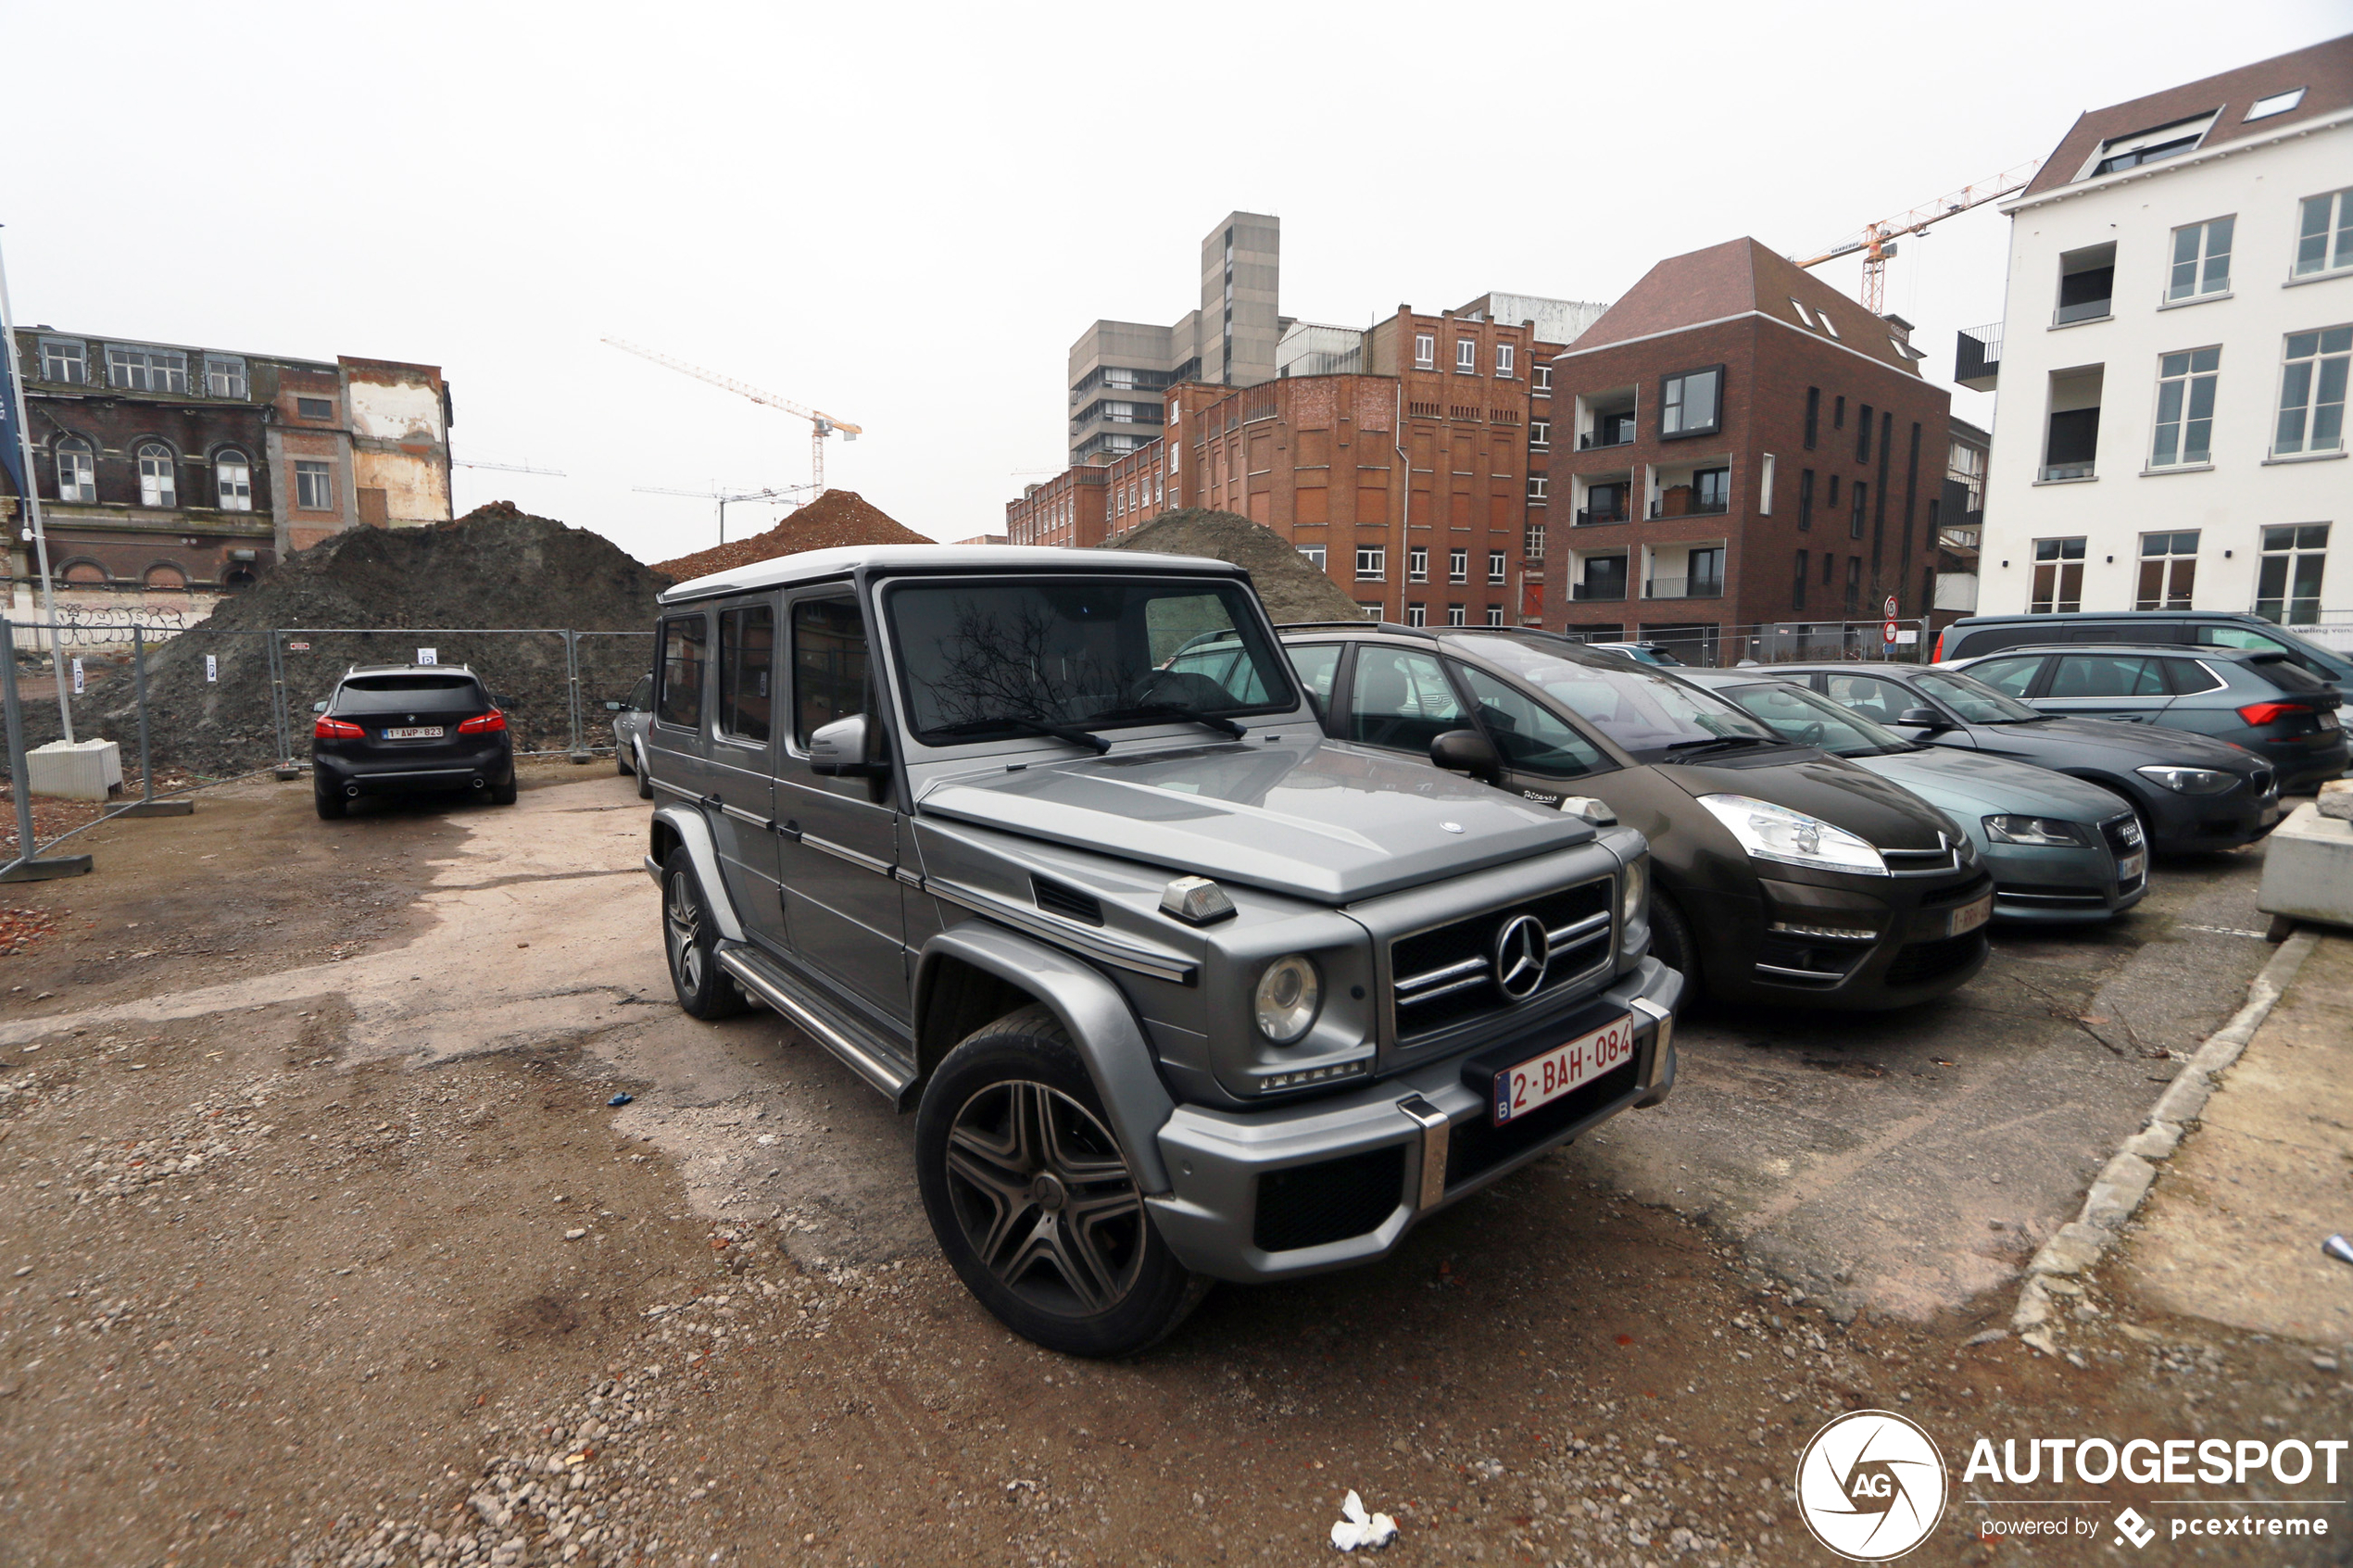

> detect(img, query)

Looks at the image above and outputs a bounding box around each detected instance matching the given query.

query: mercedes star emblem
[1493,912,1550,1001]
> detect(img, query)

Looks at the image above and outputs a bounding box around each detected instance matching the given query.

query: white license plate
[1945,893,1994,936]
[2118,850,2147,883]
[2322,710,2341,731]
[381,725,444,740]
[1492,1013,1637,1125]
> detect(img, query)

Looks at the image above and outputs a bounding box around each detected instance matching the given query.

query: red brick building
[1004,462,1108,547]
[1541,238,1949,662]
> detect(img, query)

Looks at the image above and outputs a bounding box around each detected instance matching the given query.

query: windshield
[1447,634,1775,759]
[1915,669,2044,722]
[885,577,1296,746]
[1718,681,1908,756]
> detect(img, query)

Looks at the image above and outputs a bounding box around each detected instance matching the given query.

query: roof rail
[1272,619,1428,637]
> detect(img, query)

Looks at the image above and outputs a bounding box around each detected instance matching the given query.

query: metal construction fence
[1553,617,1940,670]
[3,617,655,875]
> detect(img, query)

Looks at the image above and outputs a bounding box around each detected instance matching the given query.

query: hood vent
[1031,876,1104,926]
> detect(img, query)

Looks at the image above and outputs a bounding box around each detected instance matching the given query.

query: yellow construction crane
[602,337,862,489]
[1793,159,2041,314]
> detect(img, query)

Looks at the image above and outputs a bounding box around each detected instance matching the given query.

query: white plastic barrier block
[26,738,123,802]
[2259,803,2353,931]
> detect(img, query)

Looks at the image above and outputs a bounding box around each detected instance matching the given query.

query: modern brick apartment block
[1967,36,2352,632]
[1541,237,1949,663]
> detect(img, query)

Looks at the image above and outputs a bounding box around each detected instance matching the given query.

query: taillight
[2236,702,2305,728]
[314,716,364,739]
[458,709,508,734]
[1931,629,1946,662]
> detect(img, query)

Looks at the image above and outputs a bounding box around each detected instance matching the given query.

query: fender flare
[916,922,1176,1195]
[647,803,747,945]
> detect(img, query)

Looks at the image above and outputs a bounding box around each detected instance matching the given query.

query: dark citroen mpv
[1262,625,1995,1010]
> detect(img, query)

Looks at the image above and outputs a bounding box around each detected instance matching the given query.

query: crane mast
[602,337,862,489]
[1793,159,2041,313]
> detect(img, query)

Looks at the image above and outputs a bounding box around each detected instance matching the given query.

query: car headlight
[1697,794,1887,875]
[2135,764,2237,796]
[1983,814,2091,847]
[1253,954,1321,1043]
[1621,856,1648,925]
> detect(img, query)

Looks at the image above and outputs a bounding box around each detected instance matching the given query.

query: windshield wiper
[931,715,1112,754]
[1088,702,1247,739]
[1660,734,1782,758]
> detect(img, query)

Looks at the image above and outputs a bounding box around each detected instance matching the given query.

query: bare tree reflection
[925,596,1123,729]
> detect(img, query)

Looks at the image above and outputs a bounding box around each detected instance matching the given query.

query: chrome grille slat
[1386,878,1615,1037]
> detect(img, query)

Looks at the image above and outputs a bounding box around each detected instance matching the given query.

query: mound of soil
[25,503,673,778]
[1101,508,1365,624]
[653,489,926,583]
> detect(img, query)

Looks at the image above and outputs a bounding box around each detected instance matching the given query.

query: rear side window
[2161,659,2227,696]
[1345,646,1465,753]
[717,604,774,743]
[1454,664,1604,778]
[657,615,708,729]
[1285,644,1342,705]
[334,674,484,713]
[792,597,869,746]
[1964,656,2045,697]
[2048,655,2168,697]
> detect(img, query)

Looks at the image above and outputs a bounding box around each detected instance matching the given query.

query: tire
[1649,888,1701,999]
[314,783,346,821]
[617,743,634,777]
[490,773,518,806]
[635,743,654,801]
[916,1006,1206,1358]
[661,847,746,1019]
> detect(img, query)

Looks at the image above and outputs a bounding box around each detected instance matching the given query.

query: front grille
[1445,1060,1639,1188]
[1883,932,1985,988]
[1252,1147,1405,1252]
[2098,814,2143,854]
[1390,880,1612,1040]
[2252,767,2277,796]
[1995,882,2108,908]
[1882,834,1964,877]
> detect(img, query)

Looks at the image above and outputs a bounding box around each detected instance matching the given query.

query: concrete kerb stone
[2008,928,2322,1342]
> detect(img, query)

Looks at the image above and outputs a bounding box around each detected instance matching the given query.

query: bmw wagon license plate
[1944,892,1994,937]
[381,725,444,740]
[1493,1013,1636,1125]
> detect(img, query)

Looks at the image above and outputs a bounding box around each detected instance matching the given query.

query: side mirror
[809,713,886,777]
[312,700,329,714]
[1896,707,1950,731]
[603,700,623,711]
[1430,728,1502,782]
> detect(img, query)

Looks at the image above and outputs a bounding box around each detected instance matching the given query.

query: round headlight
[1621,856,1648,925]
[1253,954,1321,1044]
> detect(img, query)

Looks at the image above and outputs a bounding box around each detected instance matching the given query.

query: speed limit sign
[1882,596,1899,620]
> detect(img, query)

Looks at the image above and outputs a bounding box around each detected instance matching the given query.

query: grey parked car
[1943,645,2348,795]
[640,546,1680,1356]
[1680,671,2145,923]
[606,673,653,799]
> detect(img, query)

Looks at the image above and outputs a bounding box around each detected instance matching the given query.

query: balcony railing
[2039,462,2096,482]
[2053,298,2112,326]
[1955,323,2002,391]
[1644,576,1724,599]
[1579,424,1634,450]
[1650,497,1730,519]
[1573,582,1628,601]
[1576,506,1629,526]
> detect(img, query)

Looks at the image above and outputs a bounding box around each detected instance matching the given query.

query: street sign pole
[0,228,73,743]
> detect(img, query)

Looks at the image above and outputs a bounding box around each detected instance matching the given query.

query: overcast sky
[4,2,2345,565]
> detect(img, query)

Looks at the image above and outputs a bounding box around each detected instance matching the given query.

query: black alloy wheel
[917,1008,1205,1357]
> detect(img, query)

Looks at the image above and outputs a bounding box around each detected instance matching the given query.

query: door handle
[776,819,803,842]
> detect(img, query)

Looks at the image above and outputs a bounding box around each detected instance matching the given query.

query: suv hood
[916,738,1595,902]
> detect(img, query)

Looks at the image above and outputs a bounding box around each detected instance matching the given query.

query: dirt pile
[1101,508,1366,624]
[652,489,927,583]
[25,502,673,777]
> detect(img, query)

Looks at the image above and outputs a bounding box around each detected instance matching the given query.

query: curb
[2007,926,2322,1349]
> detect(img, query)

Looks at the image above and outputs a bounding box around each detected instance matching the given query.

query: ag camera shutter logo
[1794,1409,1947,1561]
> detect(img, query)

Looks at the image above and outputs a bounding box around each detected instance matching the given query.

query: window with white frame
[1527,475,1548,500]
[108,345,188,393]
[215,449,253,510]
[2258,523,2330,624]
[2296,190,2353,279]
[1532,364,1552,393]
[1487,550,1505,583]
[295,459,334,510]
[1495,344,1515,379]
[2031,537,2086,614]
[1523,523,1545,560]
[1448,548,1467,583]
[1414,333,1435,370]
[1407,546,1428,583]
[2167,218,2233,301]
[2136,530,2198,610]
[2274,326,2349,456]
[53,437,95,501]
[2151,347,2221,467]
[1355,546,1386,581]
[1485,606,1504,626]
[39,338,85,384]
[1529,419,1551,449]
[1297,546,1327,570]
[1455,338,1477,373]
[205,356,248,398]
[1405,603,1427,628]
[1446,605,1466,626]
[1359,602,1383,620]
[136,444,177,508]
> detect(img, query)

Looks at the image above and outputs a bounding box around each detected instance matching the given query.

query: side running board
[714,944,917,1103]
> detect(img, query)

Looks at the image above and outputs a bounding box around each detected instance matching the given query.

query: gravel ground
[1,768,2342,1566]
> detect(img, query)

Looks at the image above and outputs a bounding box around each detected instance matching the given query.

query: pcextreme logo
[1794,1410,1949,1561]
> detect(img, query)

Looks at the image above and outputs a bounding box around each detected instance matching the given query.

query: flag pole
[0,226,72,743]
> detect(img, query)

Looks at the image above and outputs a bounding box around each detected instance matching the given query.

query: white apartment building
[1971,36,2351,638]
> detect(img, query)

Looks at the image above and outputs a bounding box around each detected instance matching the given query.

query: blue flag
[0,331,28,509]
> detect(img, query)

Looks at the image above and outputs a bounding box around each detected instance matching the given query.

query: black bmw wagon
[310,663,517,819]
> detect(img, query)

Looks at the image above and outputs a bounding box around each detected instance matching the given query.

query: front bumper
[1986,840,2147,924]
[1145,956,1681,1284]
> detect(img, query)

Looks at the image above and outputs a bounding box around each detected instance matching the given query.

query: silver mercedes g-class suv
[641,546,1681,1356]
